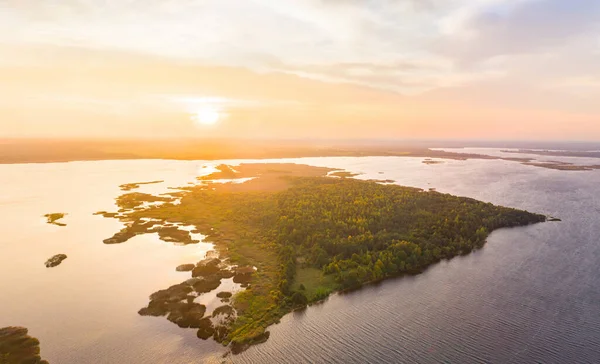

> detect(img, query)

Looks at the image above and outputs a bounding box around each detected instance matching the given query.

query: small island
[100,163,546,353]
[44,213,67,227]
[45,254,67,268]
[0,327,48,364]
[422,159,444,165]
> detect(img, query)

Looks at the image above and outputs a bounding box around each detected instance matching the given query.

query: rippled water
[1,153,600,363]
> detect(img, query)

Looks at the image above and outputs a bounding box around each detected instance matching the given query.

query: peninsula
[100,163,546,353]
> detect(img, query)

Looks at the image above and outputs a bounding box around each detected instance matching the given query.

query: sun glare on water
[193,107,220,126]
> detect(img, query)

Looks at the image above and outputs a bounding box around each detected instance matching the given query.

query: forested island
[100,164,546,353]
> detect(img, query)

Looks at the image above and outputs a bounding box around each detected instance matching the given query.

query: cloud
[438,0,600,64]
[0,0,452,92]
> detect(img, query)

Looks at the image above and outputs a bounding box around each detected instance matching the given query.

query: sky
[1,0,600,140]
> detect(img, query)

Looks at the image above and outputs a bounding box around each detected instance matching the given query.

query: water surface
[1,153,599,363]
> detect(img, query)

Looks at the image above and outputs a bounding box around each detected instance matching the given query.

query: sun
[193,107,220,126]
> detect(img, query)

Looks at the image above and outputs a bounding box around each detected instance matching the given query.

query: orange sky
[2,1,600,140]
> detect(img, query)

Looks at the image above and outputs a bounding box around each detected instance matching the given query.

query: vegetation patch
[217,292,233,299]
[423,159,444,165]
[135,255,238,342]
[369,179,395,183]
[102,219,198,245]
[522,161,600,171]
[115,193,172,211]
[44,213,67,227]
[93,211,119,218]
[176,264,195,272]
[213,305,235,317]
[330,171,360,178]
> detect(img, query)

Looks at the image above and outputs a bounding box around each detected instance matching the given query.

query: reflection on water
[1,154,600,363]
[0,160,227,363]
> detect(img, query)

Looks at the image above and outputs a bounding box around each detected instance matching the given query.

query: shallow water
[1,153,600,363]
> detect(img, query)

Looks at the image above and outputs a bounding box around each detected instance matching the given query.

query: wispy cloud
[3,0,599,91]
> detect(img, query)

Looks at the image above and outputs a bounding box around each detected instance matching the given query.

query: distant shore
[0,138,491,164]
[2,139,598,171]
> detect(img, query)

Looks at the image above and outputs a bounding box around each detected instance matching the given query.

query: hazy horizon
[3,136,600,146]
[2,1,600,140]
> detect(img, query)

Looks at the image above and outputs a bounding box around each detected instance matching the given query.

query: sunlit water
[1,152,600,363]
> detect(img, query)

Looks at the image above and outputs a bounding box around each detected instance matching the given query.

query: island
[45,254,67,268]
[0,327,48,364]
[522,162,600,171]
[99,163,546,354]
[44,213,67,227]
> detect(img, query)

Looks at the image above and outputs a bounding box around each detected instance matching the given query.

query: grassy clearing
[292,267,338,302]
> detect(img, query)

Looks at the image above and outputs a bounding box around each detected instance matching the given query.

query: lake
[1,152,599,363]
